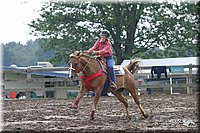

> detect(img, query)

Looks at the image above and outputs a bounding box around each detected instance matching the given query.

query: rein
[80,56,92,74]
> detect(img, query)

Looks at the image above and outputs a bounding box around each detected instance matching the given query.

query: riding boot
[106,56,117,90]
[107,67,117,90]
[110,81,117,89]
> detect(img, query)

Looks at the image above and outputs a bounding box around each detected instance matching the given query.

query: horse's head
[68,50,95,79]
[68,51,83,79]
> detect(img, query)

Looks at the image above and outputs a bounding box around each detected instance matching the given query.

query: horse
[68,51,148,120]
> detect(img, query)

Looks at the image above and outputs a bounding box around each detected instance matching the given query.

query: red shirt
[89,39,113,57]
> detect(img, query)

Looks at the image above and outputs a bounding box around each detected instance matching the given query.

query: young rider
[85,30,117,89]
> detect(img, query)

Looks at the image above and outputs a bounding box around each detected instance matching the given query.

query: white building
[1,62,79,99]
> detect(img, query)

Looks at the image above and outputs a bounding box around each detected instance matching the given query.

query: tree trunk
[115,49,123,65]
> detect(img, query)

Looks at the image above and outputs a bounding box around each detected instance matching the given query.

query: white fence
[134,64,199,95]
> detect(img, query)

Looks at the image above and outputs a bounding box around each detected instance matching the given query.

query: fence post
[187,64,193,94]
[138,78,142,96]
[169,73,173,94]
[26,70,32,99]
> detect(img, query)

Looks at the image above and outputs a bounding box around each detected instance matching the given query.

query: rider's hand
[93,51,99,54]
[86,50,93,54]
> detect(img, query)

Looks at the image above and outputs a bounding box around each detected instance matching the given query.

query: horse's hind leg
[130,90,148,118]
[112,90,130,120]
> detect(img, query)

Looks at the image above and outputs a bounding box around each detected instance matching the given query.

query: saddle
[113,65,125,76]
[95,56,125,76]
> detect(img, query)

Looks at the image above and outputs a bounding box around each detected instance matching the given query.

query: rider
[86,29,117,89]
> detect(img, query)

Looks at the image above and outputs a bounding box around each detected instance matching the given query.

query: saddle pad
[114,66,125,75]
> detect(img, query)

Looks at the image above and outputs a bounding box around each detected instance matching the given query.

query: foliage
[29,1,198,64]
[3,39,54,66]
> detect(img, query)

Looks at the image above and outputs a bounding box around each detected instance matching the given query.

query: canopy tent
[0,66,68,78]
[121,57,199,67]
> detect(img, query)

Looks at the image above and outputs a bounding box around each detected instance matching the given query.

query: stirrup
[110,82,117,89]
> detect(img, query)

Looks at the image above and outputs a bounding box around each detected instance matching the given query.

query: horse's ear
[69,53,74,57]
[77,51,81,56]
[72,51,79,56]
[79,50,84,56]
[71,50,83,57]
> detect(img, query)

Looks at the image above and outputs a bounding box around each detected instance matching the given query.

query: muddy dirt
[2,94,199,132]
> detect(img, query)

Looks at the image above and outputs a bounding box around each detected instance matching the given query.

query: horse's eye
[74,63,78,67]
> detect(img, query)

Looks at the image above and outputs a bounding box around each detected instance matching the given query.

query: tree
[3,39,55,66]
[29,1,198,65]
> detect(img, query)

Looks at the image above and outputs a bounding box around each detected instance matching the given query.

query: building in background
[1,62,79,99]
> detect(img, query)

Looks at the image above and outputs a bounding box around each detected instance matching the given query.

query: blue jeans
[101,56,116,96]
[106,56,116,83]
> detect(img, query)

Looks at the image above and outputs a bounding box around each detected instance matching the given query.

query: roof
[0,66,68,78]
[31,71,68,78]
[121,57,199,67]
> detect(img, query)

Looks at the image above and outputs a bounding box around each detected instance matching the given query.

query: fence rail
[3,77,78,83]
[3,86,79,91]
[134,64,199,94]
[2,64,199,95]
[3,67,69,73]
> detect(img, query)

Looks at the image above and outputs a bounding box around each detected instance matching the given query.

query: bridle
[68,54,93,78]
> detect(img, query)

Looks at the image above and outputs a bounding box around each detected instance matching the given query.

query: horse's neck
[80,56,100,76]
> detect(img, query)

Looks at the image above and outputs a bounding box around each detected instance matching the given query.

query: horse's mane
[70,50,96,60]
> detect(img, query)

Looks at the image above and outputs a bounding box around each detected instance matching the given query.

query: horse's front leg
[69,85,87,109]
[90,88,101,120]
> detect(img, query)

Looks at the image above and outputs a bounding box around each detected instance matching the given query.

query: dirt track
[2,94,199,132]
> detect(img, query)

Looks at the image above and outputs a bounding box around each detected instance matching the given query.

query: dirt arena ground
[2,94,199,133]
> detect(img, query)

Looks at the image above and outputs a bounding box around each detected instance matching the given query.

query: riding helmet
[100,30,110,37]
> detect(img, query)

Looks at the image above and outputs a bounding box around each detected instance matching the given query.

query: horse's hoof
[127,116,131,120]
[72,106,78,109]
[143,113,148,118]
[90,111,95,120]
[68,102,78,109]
[90,117,94,121]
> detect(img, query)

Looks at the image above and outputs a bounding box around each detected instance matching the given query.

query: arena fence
[2,64,199,99]
[134,64,199,95]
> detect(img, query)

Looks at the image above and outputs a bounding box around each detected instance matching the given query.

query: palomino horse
[68,51,148,120]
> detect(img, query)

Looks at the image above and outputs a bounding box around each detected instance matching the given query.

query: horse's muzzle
[69,75,74,81]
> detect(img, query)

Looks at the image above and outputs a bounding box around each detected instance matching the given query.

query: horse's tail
[125,59,141,74]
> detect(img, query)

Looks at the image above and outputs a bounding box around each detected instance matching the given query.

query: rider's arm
[96,41,112,55]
